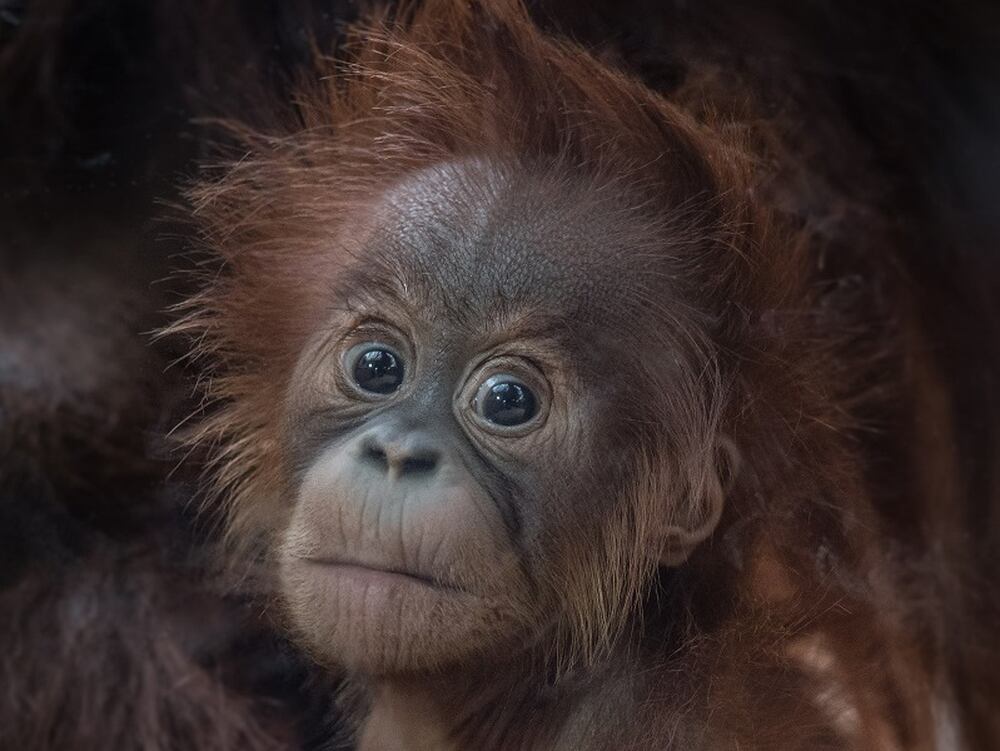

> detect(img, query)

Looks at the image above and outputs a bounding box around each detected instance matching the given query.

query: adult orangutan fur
[0,2,341,748]
[169,1,1000,749]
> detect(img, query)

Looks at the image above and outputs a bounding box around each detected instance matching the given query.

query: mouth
[300,557,458,592]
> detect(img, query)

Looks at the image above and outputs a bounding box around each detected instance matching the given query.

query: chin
[279,553,519,674]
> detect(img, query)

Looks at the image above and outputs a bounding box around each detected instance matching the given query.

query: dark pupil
[481,382,537,426]
[353,349,403,394]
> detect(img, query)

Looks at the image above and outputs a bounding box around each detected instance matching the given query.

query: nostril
[399,453,439,476]
[361,441,390,470]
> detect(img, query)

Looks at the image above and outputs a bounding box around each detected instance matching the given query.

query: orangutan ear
[660,437,740,566]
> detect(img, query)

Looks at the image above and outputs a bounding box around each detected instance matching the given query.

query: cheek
[275,445,536,674]
[517,463,633,589]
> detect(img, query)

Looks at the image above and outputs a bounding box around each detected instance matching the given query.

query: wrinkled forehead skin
[343,159,671,352]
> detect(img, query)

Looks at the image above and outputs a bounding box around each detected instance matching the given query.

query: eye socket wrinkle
[454,437,529,556]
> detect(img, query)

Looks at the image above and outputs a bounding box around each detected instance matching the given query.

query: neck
[354,646,633,751]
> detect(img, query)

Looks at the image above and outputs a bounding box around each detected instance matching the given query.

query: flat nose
[358,430,442,479]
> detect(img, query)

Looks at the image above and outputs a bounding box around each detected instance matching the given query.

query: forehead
[357,160,659,329]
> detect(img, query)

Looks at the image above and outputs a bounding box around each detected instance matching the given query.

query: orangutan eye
[474,376,538,427]
[349,345,405,395]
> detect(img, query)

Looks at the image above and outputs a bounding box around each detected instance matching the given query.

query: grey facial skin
[276,160,675,676]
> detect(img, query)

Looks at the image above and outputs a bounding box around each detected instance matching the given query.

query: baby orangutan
[173,1,995,748]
